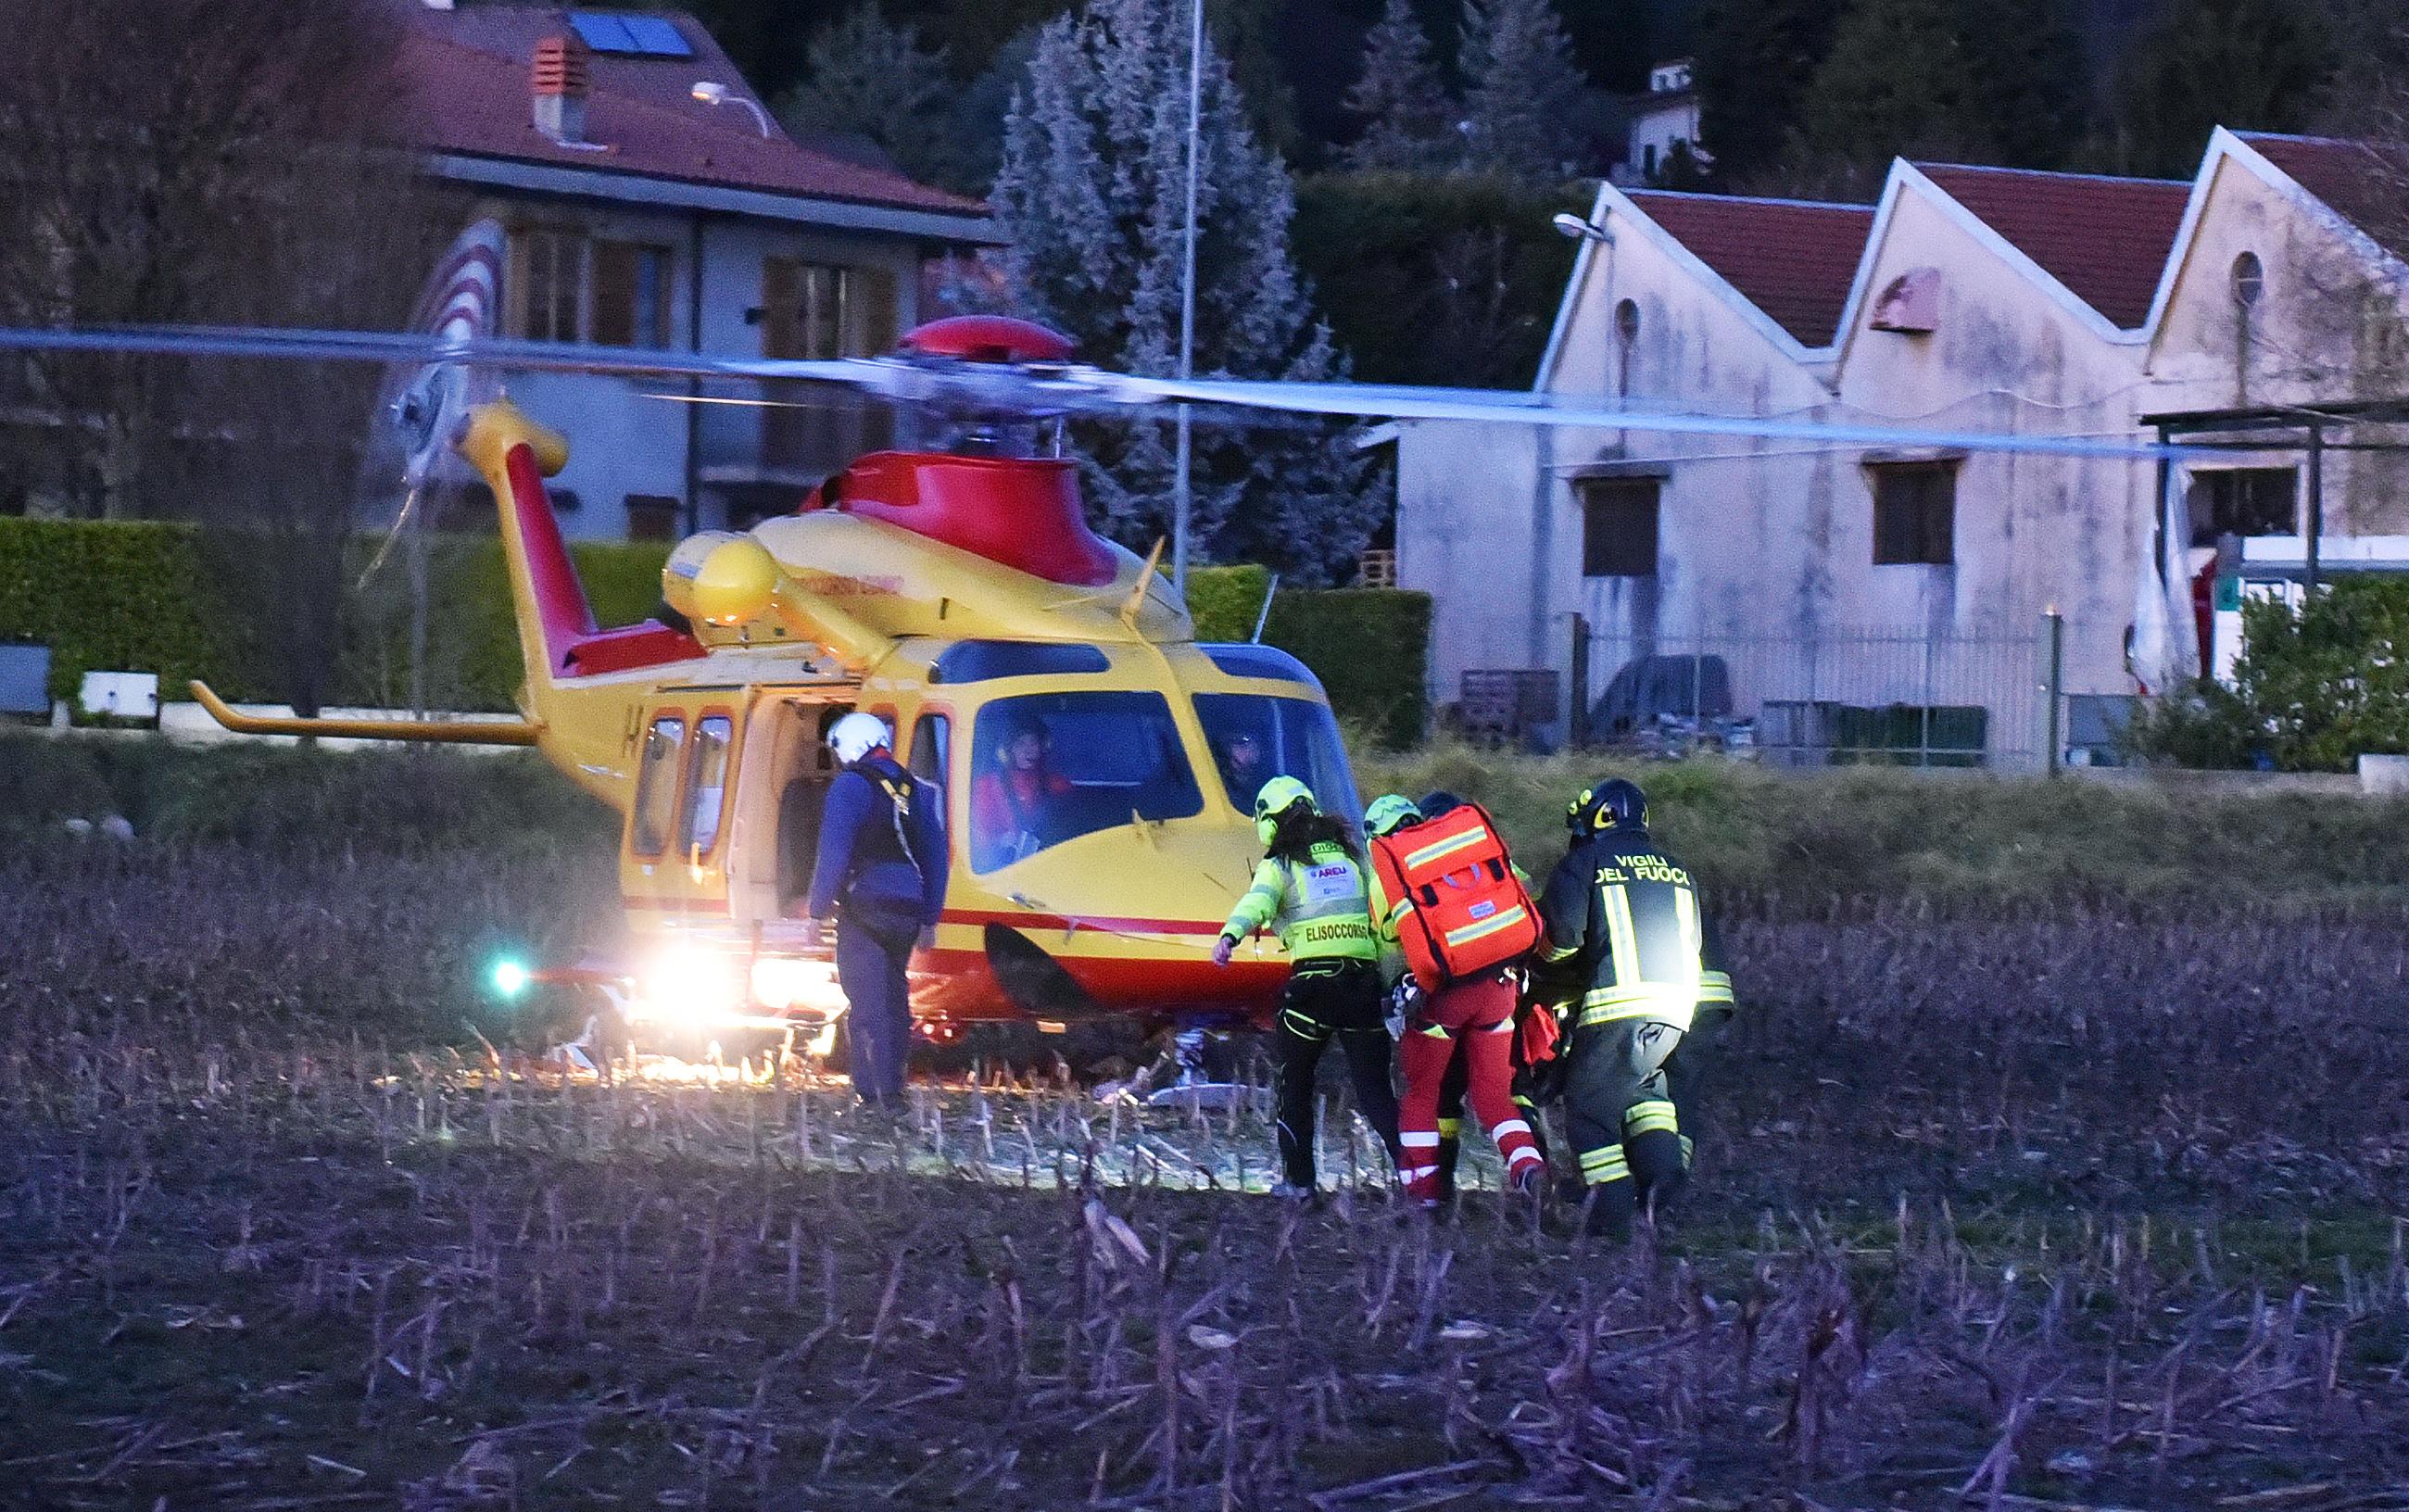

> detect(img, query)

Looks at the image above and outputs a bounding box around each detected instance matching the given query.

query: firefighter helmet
[1567,778,1648,834]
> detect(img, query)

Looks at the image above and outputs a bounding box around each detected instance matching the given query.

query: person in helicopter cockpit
[970,712,1071,868]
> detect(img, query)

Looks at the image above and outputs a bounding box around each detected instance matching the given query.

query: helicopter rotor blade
[1099,373,2198,462]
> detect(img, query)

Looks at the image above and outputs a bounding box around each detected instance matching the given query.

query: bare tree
[0,0,460,713]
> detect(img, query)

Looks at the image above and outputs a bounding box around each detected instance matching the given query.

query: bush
[2125,580,2409,771]
[0,518,242,703]
[1186,565,1431,748]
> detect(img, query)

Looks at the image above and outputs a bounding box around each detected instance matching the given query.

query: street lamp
[1552,211,1612,245]
[690,80,773,138]
[1170,0,1204,597]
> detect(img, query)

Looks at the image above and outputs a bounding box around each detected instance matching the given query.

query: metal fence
[1569,619,2057,772]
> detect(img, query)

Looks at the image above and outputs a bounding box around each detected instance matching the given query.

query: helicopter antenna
[1250,573,1280,643]
[1119,537,1168,630]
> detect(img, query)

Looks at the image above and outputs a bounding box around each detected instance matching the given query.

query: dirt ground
[3,833,2409,1508]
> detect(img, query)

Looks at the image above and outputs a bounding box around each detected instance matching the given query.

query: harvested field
[2,739,2407,1508]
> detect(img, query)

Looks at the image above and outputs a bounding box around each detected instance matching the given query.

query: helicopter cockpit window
[678,715,734,859]
[969,692,1202,872]
[632,714,687,857]
[1193,694,1361,825]
[1199,644,1320,687]
[931,640,1110,685]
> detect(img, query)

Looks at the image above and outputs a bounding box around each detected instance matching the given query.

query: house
[1393,129,2409,766]
[1609,60,1707,188]
[385,1,998,539]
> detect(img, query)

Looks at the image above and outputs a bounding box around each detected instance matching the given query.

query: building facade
[388,2,998,540]
[1395,130,2409,766]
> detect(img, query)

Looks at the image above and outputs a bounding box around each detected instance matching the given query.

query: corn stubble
[2,839,2407,1509]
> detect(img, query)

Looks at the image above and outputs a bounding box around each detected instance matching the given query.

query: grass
[3,732,2408,1506]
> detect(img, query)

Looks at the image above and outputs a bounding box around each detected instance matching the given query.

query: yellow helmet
[1253,775,1316,847]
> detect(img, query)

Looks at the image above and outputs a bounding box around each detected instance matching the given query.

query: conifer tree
[1958,0,2089,171]
[1344,0,1457,172]
[991,0,1381,583]
[1692,0,1839,183]
[774,6,962,188]
[1457,0,1590,182]
[2111,0,2334,178]
[1801,0,1992,171]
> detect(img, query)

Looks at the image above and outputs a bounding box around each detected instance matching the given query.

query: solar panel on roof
[619,15,693,56]
[567,12,637,52]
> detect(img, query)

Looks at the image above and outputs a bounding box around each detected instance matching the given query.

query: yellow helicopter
[1,220,2189,1060]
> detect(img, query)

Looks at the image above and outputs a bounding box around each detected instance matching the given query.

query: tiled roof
[2237,132,2409,259]
[1913,164,2189,329]
[382,2,986,221]
[1623,191,1875,346]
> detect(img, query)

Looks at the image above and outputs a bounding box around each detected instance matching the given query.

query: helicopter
[0,220,2191,1065]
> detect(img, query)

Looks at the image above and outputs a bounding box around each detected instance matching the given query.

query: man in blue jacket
[804,712,947,1108]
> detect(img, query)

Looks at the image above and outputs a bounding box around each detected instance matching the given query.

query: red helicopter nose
[900,315,1076,366]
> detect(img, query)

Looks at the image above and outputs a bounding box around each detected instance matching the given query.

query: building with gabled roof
[375,1,998,540]
[1392,127,2409,766]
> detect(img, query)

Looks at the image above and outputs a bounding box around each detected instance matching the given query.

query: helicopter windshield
[969,691,1204,873]
[1193,695,1361,825]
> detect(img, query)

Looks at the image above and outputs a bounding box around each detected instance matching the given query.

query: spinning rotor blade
[1102,374,2197,462]
[0,318,2207,460]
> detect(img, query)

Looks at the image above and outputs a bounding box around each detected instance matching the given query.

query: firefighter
[802,712,948,1111]
[1537,778,1734,1237]
[1212,777,1400,1197]
[1366,793,1546,1208]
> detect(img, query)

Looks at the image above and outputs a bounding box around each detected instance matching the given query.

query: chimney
[531,33,590,142]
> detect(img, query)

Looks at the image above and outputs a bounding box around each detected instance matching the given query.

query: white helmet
[826,711,891,764]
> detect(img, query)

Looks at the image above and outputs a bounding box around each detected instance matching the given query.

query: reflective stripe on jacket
[1536,828,1731,1031]
[1222,841,1379,963]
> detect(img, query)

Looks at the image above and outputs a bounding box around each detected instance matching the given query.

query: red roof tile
[2237,132,2409,259]
[1912,164,2188,330]
[1623,191,1875,346]
[381,3,987,223]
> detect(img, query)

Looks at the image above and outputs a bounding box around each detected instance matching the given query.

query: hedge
[1186,564,1431,748]
[1,521,1425,742]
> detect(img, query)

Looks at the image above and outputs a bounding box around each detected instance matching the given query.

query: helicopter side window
[1193,694,1361,825]
[910,713,951,816]
[931,641,1109,684]
[631,713,687,857]
[969,692,1202,873]
[678,715,735,860]
[1199,644,1319,687]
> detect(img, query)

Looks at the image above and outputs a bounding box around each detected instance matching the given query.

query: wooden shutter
[761,257,800,359]
[590,241,637,346]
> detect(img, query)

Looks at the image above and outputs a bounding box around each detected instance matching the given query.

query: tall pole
[1171,0,1203,596]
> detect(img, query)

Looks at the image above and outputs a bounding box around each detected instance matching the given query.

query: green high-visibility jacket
[1221,841,1379,964]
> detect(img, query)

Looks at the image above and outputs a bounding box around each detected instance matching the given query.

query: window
[1579,478,1660,577]
[2232,252,2264,310]
[762,258,899,359]
[910,712,951,813]
[550,490,582,514]
[1615,299,1641,397]
[967,692,1202,872]
[1200,645,1318,686]
[625,495,680,540]
[678,714,734,859]
[1871,463,1956,565]
[514,229,585,343]
[631,714,687,856]
[1192,694,1360,822]
[2188,468,2296,544]
[591,241,670,347]
[930,641,1109,684]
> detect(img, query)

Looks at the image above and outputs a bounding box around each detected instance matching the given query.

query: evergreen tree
[1692,0,1838,183]
[774,6,964,189]
[1802,0,1992,170]
[1344,0,1457,171]
[1458,0,1591,181]
[991,0,1381,584]
[2111,0,2333,177]
[1958,0,2090,171]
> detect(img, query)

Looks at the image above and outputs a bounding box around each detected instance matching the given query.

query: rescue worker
[1365,794,1545,1207]
[1411,791,1555,1200]
[1211,777,1400,1197]
[803,712,948,1110]
[1537,778,1734,1237]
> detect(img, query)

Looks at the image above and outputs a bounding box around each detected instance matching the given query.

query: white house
[1394,129,2409,766]
[386,1,999,540]
[1610,59,1707,188]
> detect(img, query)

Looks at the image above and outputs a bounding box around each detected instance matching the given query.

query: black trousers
[1664,1004,1732,1175]
[1272,960,1400,1188]
[1566,1015,1687,1228]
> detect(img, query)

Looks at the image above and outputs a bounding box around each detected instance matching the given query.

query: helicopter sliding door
[619,692,740,921]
